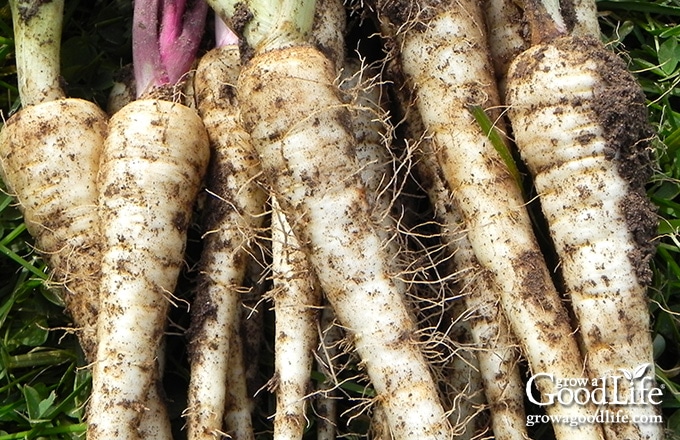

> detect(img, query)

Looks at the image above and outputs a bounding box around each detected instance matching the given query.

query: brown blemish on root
[218,83,237,106]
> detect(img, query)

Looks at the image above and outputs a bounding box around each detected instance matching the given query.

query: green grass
[0,189,89,439]
[0,0,679,439]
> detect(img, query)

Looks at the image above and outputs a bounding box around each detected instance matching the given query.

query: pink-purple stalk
[133,0,208,97]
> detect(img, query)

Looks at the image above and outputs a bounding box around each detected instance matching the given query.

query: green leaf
[656,366,680,405]
[658,37,680,75]
[652,180,680,201]
[22,385,43,421]
[468,105,524,192]
[0,244,48,280]
[37,391,57,419]
[68,369,91,419]
[667,409,680,435]
[665,126,680,153]
[8,349,73,370]
[13,319,49,348]
[653,333,666,359]
[633,57,669,78]
[39,284,65,308]
[660,25,680,39]
[605,20,635,46]
[659,219,680,235]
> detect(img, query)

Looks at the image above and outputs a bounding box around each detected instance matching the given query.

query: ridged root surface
[0,98,107,361]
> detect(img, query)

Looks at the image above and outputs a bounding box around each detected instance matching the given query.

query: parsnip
[266,5,343,437]
[270,196,322,439]
[409,109,529,440]
[88,97,209,439]
[0,99,106,362]
[207,0,453,437]
[87,1,209,438]
[186,34,267,440]
[506,3,661,438]
[373,1,603,438]
[482,0,529,97]
[340,60,402,259]
[311,0,346,70]
[390,81,528,440]
[241,44,452,440]
[222,332,256,440]
[0,0,106,363]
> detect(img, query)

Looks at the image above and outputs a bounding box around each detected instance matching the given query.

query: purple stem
[159,0,187,59]
[133,0,208,97]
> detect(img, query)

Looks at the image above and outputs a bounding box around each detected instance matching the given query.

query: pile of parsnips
[0,0,663,439]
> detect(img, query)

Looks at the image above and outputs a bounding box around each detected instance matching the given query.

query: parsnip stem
[8,0,65,106]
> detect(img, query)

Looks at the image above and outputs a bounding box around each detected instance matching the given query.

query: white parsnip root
[263,4,344,434]
[186,42,267,440]
[0,98,106,361]
[506,27,661,440]
[415,141,528,440]
[1,0,106,363]
[202,0,453,436]
[392,78,528,439]
[88,99,209,439]
[237,41,451,439]
[270,196,322,439]
[482,0,529,98]
[87,0,209,437]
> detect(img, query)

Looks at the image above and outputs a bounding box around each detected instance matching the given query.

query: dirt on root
[622,191,657,284]
[522,36,658,286]
[583,36,657,285]
[16,0,54,22]
[557,0,578,34]
[231,2,255,64]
